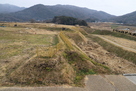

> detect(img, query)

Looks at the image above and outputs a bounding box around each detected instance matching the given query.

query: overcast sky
[1,0,136,16]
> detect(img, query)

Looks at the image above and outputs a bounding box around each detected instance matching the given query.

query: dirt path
[94,35,136,53]
[100,35,136,49]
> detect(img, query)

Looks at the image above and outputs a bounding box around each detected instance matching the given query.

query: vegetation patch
[40,27,72,31]
[59,32,73,50]
[63,51,95,86]
[3,56,75,86]
[63,50,111,86]
[66,32,84,45]
[2,23,133,87]
[52,35,59,45]
[52,16,88,26]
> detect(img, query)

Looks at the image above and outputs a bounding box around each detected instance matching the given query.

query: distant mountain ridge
[1,4,136,25]
[0,4,25,13]
[0,4,115,22]
[111,11,136,25]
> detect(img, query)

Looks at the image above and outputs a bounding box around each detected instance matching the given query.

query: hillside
[0,4,25,13]
[111,11,136,25]
[0,22,136,87]
[0,4,115,22]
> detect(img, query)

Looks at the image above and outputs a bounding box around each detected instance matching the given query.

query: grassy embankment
[82,27,136,64]
[88,35,136,64]
[59,31,111,86]
[92,30,136,41]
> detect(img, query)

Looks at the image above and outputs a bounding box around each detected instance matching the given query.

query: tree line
[52,16,88,26]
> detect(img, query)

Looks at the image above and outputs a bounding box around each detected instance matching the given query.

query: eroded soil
[78,39,136,74]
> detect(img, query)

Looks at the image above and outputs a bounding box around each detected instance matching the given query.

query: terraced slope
[0,23,136,88]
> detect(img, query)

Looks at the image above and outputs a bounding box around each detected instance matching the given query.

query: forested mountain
[111,11,136,25]
[0,4,115,22]
[0,4,25,13]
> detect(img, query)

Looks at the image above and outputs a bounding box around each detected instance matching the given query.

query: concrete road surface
[125,76,136,85]
[0,75,136,91]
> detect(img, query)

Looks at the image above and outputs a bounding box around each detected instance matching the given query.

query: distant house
[120,28,130,31]
[113,28,136,36]
[113,28,130,33]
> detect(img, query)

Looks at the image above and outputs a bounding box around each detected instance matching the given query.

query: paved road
[85,75,115,91]
[105,75,136,91]
[125,76,136,85]
[0,75,136,91]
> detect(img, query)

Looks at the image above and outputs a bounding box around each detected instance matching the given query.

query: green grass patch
[63,50,97,86]
[63,50,112,86]
[0,30,52,45]
[0,45,24,59]
[52,35,59,45]
[0,29,55,59]
[89,35,136,64]
[79,69,96,75]
[75,50,110,70]
[74,69,96,85]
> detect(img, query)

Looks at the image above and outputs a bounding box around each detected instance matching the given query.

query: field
[99,35,136,49]
[0,22,136,87]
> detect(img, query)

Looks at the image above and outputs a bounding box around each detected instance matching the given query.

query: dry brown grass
[3,55,75,86]
[88,22,113,31]
[101,35,136,49]
[1,22,135,87]
[0,23,60,86]
[59,31,73,50]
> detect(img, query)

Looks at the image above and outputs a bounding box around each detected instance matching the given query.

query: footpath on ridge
[94,35,136,53]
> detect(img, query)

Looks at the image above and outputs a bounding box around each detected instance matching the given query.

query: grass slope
[92,30,136,41]
[88,35,136,64]
[3,23,133,87]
